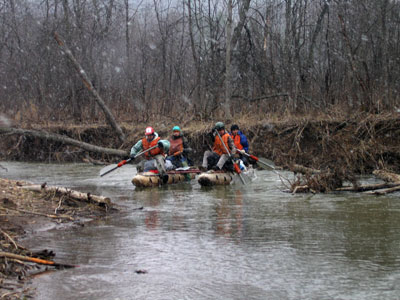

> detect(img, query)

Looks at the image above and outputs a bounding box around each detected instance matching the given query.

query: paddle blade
[238,173,246,184]
[233,163,247,185]
[256,157,275,170]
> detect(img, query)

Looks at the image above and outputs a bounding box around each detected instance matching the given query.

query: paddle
[215,130,246,185]
[99,145,158,177]
[241,152,275,170]
[241,152,283,179]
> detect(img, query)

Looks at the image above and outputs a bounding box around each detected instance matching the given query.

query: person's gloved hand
[158,141,163,148]
[238,149,245,154]
[130,153,136,159]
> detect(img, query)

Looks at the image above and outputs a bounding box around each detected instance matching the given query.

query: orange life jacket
[169,136,183,156]
[231,133,243,150]
[142,136,163,159]
[213,132,230,155]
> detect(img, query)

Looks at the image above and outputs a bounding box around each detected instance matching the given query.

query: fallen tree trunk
[336,182,400,192]
[20,184,111,207]
[373,170,400,183]
[0,127,127,158]
[53,32,125,143]
[364,185,400,195]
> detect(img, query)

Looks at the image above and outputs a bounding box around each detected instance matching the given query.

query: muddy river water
[1,162,400,299]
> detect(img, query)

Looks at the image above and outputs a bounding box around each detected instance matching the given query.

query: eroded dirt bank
[1,114,400,174]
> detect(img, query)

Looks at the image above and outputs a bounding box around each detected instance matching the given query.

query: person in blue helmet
[165,126,192,170]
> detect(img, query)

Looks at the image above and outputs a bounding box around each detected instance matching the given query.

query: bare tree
[0,0,400,123]
[224,0,233,119]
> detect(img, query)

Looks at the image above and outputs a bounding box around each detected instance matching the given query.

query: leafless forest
[1,0,400,124]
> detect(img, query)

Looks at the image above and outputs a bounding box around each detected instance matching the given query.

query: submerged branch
[0,251,75,268]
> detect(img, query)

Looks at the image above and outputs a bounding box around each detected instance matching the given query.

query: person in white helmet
[130,126,170,183]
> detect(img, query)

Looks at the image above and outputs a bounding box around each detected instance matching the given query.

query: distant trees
[0,0,399,123]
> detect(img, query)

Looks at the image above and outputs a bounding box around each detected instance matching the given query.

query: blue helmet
[172,126,181,132]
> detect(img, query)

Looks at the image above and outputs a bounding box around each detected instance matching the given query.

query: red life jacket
[213,132,230,155]
[169,136,183,156]
[231,133,243,150]
[142,136,163,159]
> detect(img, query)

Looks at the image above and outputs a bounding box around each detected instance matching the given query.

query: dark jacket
[230,130,249,152]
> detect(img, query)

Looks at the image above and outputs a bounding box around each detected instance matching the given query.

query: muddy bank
[1,114,400,175]
[0,177,116,299]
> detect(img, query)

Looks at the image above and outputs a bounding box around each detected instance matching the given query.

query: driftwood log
[364,185,400,195]
[364,169,400,195]
[20,184,111,207]
[336,170,400,195]
[336,182,400,192]
[373,170,400,183]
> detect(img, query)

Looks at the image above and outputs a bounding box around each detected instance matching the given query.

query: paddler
[165,126,193,170]
[130,126,170,183]
[229,124,249,166]
[200,122,237,171]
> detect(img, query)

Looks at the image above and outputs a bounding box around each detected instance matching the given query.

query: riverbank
[1,112,399,174]
[0,177,115,299]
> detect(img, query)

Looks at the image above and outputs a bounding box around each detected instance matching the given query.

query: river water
[1,162,400,299]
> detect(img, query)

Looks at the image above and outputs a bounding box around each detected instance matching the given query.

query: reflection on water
[1,161,400,299]
[214,189,243,241]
